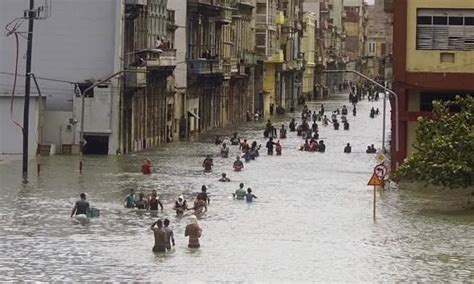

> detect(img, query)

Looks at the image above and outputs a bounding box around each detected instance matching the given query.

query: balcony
[216,8,233,23]
[241,51,257,65]
[256,14,276,30]
[188,0,233,8]
[125,67,147,88]
[266,49,284,63]
[384,0,393,13]
[145,49,177,69]
[125,0,146,5]
[188,59,224,76]
[237,0,254,8]
[167,10,177,30]
[276,11,285,25]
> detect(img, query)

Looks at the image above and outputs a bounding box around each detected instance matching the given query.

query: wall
[0,96,43,155]
[43,111,75,152]
[0,0,120,111]
[0,0,123,155]
[263,63,276,116]
[406,0,474,73]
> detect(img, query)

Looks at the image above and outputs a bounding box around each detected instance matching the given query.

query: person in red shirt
[141,159,152,175]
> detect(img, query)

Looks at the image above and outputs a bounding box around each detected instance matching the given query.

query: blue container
[86,207,100,218]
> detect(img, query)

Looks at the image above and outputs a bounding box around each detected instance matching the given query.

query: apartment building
[390,0,474,169]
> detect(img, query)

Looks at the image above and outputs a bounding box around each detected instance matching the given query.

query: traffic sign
[374,164,388,178]
[367,174,383,186]
[376,152,386,163]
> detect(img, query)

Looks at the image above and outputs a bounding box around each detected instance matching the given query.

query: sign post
[368,163,387,221]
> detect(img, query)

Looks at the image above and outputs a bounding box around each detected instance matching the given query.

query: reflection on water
[0,93,473,282]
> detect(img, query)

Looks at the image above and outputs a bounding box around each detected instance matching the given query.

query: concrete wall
[43,111,75,152]
[406,0,474,73]
[0,96,43,155]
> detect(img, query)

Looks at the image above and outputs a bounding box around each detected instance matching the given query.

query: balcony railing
[146,49,177,68]
[237,0,254,8]
[188,0,233,8]
[188,59,224,76]
[241,51,257,65]
[188,44,220,61]
[256,14,276,29]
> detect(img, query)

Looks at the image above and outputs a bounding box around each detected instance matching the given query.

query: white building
[0,95,44,155]
[0,0,123,155]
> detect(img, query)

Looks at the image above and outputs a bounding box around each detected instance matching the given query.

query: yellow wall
[263,63,276,116]
[406,0,474,73]
[303,68,314,94]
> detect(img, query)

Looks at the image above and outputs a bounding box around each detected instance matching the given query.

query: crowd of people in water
[70,87,383,253]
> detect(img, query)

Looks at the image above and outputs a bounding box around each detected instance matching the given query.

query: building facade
[390,0,474,169]
[122,0,178,153]
[343,0,367,83]
[364,0,387,79]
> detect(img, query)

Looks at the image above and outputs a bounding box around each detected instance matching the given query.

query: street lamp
[323,69,400,155]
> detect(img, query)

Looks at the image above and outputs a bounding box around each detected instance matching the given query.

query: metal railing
[188,44,220,60]
[188,59,224,75]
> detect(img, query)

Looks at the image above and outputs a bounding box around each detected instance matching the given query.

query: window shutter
[417,26,434,49]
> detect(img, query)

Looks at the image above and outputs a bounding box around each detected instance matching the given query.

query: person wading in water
[185,215,202,249]
[151,219,167,253]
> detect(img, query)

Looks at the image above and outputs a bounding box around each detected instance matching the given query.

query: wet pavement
[0,92,473,282]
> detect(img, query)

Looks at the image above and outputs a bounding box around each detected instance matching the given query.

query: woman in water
[185,215,202,249]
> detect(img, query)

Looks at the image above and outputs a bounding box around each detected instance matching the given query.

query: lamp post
[323,69,400,155]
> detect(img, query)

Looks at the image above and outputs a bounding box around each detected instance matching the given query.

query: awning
[188,111,200,119]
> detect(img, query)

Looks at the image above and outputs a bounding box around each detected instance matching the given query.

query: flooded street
[0,93,473,282]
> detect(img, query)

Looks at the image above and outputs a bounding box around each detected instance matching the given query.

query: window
[420,92,471,112]
[78,83,94,98]
[417,9,474,50]
[368,42,376,53]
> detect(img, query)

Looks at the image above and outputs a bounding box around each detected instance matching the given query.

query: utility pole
[22,0,35,176]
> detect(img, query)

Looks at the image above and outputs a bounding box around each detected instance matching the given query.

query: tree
[396,95,474,188]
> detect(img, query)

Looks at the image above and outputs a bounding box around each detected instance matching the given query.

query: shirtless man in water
[71,193,90,217]
[151,219,167,253]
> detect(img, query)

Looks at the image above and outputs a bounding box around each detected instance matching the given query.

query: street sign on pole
[374,164,388,178]
[376,152,387,163]
[368,173,384,221]
[368,174,383,186]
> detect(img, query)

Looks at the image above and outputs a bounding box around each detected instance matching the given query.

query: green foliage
[396,95,474,188]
